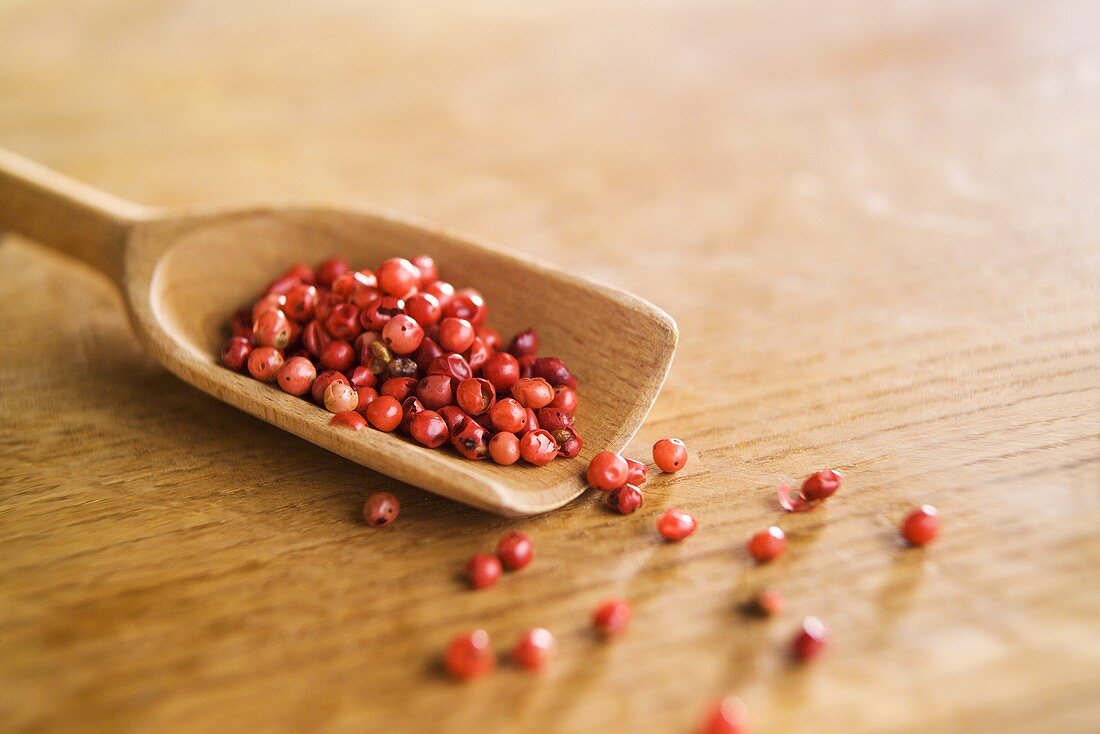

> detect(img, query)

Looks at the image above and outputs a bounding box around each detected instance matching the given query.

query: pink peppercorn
[488,432,521,465]
[653,438,688,473]
[657,508,697,541]
[220,336,252,371]
[363,491,399,527]
[792,616,829,661]
[497,531,533,571]
[324,381,359,413]
[247,346,284,382]
[330,411,367,430]
[466,554,503,590]
[624,458,648,486]
[276,355,316,396]
[444,629,494,681]
[512,628,556,673]
[902,505,940,546]
[592,598,631,637]
[801,469,842,501]
[606,484,644,514]
[747,526,787,563]
[311,370,349,404]
[699,696,749,734]
[747,589,784,618]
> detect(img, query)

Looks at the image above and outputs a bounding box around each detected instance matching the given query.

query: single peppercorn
[311,370,348,404]
[552,426,583,458]
[363,491,400,527]
[531,356,576,388]
[320,339,356,372]
[536,407,573,432]
[253,309,292,349]
[411,254,438,285]
[324,302,362,341]
[476,326,502,352]
[489,398,527,433]
[251,293,285,321]
[415,374,454,410]
[586,451,629,491]
[519,429,558,466]
[512,377,555,409]
[438,317,476,353]
[438,405,468,434]
[366,395,403,432]
[428,353,473,382]
[606,484,644,514]
[456,378,496,416]
[315,256,350,287]
[497,531,533,570]
[409,410,449,448]
[276,355,316,396]
[592,598,631,637]
[508,327,538,357]
[382,314,425,355]
[377,257,421,298]
[220,336,252,371]
[466,554,503,590]
[404,292,441,327]
[747,526,787,563]
[657,508,697,541]
[452,419,490,460]
[481,352,520,393]
[444,629,494,681]
[488,432,521,465]
[247,346,284,382]
[443,289,487,327]
[801,469,842,501]
[324,381,359,413]
[354,387,378,415]
[330,410,367,430]
[902,504,940,546]
[653,438,688,472]
[512,628,555,673]
[699,696,749,734]
[381,376,418,402]
[283,283,317,321]
[746,589,784,618]
[358,295,405,332]
[792,616,829,661]
[624,458,648,486]
[549,385,578,414]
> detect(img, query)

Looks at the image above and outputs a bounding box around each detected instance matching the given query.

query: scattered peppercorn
[592,598,632,637]
[747,526,787,563]
[512,628,556,673]
[466,554,503,590]
[657,508,697,541]
[497,531,534,571]
[653,438,689,472]
[606,484,644,514]
[586,451,629,491]
[792,616,829,661]
[444,629,494,681]
[699,696,749,734]
[362,491,399,527]
[902,504,940,546]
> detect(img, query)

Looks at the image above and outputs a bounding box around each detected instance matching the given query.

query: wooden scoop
[0,149,677,516]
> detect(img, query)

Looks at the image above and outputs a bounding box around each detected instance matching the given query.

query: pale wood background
[1,1,1098,732]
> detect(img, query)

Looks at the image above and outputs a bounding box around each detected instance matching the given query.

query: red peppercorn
[330,410,367,430]
[443,288,487,327]
[657,508,697,541]
[366,395,403,432]
[415,375,454,410]
[747,526,787,563]
[482,352,520,393]
[531,356,576,388]
[377,257,421,298]
[653,438,689,473]
[348,365,377,389]
[438,317,476,353]
[535,407,573,432]
[586,451,629,491]
[381,376,418,402]
[354,387,378,415]
[412,337,445,376]
[409,410,449,448]
[313,290,335,322]
[519,429,558,466]
[606,484,644,514]
[220,336,252,371]
[253,309,291,349]
[382,314,425,355]
[522,407,539,434]
[315,256,350,287]
[456,378,496,416]
[247,346,284,382]
[438,405,469,434]
[423,280,455,309]
[902,504,940,546]
[489,398,526,433]
[302,320,331,358]
[512,628,555,673]
[552,426,583,458]
[358,295,405,331]
[279,261,315,286]
[331,270,375,302]
[801,469,842,501]
[444,629,493,681]
[508,327,538,357]
[311,370,349,404]
[700,696,749,734]
[276,355,316,396]
[411,254,438,285]
[792,616,829,661]
[324,302,362,341]
[747,589,784,618]
[324,381,359,413]
[283,284,318,321]
[517,353,537,379]
[363,491,400,526]
[451,419,489,460]
[548,385,578,414]
[404,292,441,327]
[624,458,648,486]
[428,353,473,383]
[488,432,521,465]
[512,377,554,409]
[319,339,356,372]
[252,293,285,321]
[399,396,425,434]
[592,598,631,637]
[497,531,533,570]
[229,309,252,338]
[476,326,502,352]
[466,553,502,590]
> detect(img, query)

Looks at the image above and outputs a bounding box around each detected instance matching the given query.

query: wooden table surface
[2,1,1098,732]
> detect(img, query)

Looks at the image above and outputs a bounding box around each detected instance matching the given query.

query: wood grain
[1,1,1098,732]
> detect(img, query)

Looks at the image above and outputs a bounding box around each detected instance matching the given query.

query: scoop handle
[0,148,151,283]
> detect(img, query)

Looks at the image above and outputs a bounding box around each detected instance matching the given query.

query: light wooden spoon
[0,149,677,516]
